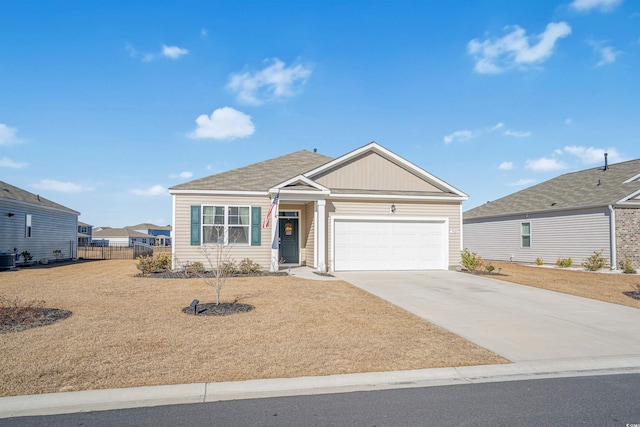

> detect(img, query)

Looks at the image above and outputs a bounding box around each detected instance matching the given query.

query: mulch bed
[140,270,289,279]
[181,302,254,316]
[0,308,72,334]
[623,291,640,301]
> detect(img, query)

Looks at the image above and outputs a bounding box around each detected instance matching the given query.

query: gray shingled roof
[127,223,172,231]
[464,158,640,220]
[0,180,79,214]
[170,150,333,192]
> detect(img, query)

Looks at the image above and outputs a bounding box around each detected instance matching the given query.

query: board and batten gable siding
[314,152,441,192]
[174,194,272,268]
[463,207,611,264]
[326,200,462,268]
[0,200,77,260]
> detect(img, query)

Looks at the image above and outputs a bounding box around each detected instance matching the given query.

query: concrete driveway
[334,270,640,362]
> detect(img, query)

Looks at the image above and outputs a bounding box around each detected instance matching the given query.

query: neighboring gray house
[78,221,93,247]
[92,227,155,247]
[463,157,640,269]
[0,180,79,262]
[170,142,468,272]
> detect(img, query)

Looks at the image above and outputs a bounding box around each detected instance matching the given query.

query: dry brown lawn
[0,260,507,397]
[490,262,640,309]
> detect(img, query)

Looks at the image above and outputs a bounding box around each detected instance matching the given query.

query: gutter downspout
[608,205,617,270]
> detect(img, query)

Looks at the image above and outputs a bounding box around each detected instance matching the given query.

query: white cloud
[570,0,622,12]
[0,124,22,145]
[34,179,93,193]
[468,22,571,74]
[565,118,574,125]
[189,107,255,140]
[162,45,189,59]
[200,28,208,38]
[564,145,621,164]
[170,171,193,179]
[0,157,27,169]
[131,184,167,196]
[443,130,473,144]
[498,161,514,170]
[444,122,529,144]
[525,157,568,171]
[227,58,313,105]
[504,129,532,138]
[125,42,138,58]
[510,178,536,186]
[588,40,621,66]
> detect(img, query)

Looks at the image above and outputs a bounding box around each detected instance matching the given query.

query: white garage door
[333,219,447,271]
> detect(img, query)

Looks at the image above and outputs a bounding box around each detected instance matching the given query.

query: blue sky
[1,0,638,227]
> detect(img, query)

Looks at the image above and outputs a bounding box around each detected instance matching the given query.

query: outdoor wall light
[390,204,396,214]
[7,213,14,217]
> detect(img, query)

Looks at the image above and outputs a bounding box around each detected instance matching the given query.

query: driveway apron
[334,271,640,362]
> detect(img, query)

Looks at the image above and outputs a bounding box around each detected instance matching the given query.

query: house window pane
[229,226,249,244]
[203,225,224,244]
[521,222,531,248]
[203,206,215,225]
[26,214,32,238]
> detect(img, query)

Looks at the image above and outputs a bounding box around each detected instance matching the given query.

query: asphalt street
[3,374,640,427]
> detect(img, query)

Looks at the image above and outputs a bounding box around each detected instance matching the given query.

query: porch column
[316,199,327,272]
[270,206,279,272]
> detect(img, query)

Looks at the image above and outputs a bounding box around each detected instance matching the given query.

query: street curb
[2,355,640,419]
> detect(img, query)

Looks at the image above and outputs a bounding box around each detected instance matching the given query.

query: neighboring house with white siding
[92,227,154,247]
[169,142,468,272]
[0,180,79,263]
[463,156,640,270]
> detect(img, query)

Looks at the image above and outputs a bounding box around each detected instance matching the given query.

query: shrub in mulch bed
[181,302,254,316]
[1,307,72,334]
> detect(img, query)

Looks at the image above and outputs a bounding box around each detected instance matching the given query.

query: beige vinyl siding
[314,152,441,192]
[174,194,272,268]
[463,208,611,264]
[0,200,77,261]
[326,200,462,268]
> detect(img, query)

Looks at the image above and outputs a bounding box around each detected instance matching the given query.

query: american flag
[262,191,279,228]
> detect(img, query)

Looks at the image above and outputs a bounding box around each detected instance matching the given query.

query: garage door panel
[333,219,446,271]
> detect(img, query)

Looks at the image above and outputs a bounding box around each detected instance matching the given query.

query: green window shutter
[190,205,201,245]
[251,206,261,246]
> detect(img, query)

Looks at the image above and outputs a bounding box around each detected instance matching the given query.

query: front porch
[268,198,327,272]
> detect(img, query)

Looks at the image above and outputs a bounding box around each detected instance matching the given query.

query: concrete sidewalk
[2,355,640,419]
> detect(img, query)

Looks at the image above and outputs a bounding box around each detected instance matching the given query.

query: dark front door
[279,218,299,264]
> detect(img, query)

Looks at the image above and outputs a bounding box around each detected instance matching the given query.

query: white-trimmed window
[25,214,32,238]
[521,222,531,248]
[202,206,250,245]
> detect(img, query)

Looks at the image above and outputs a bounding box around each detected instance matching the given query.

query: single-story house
[92,227,155,247]
[463,156,640,269]
[0,180,79,264]
[169,142,468,272]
